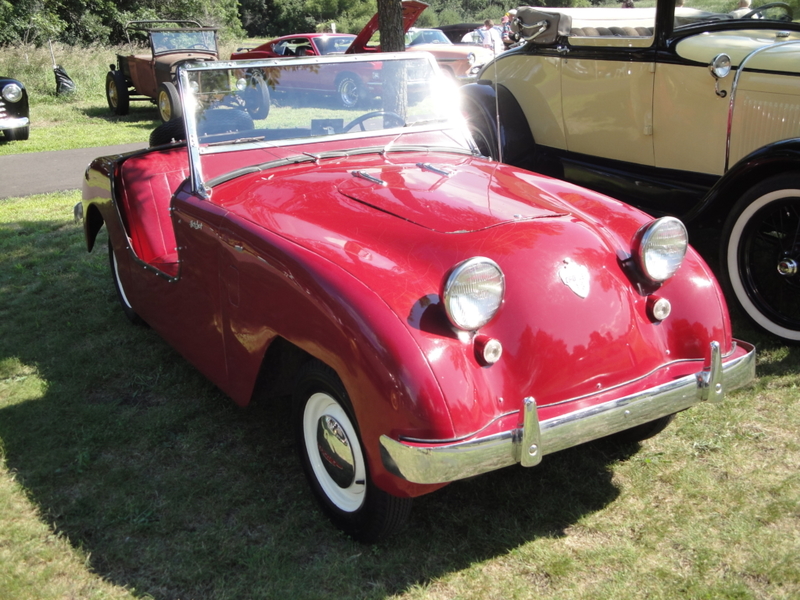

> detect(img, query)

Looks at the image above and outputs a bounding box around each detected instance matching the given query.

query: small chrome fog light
[475,336,503,365]
[236,77,247,91]
[647,296,672,322]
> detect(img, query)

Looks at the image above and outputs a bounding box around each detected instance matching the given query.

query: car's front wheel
[336,74,363,109]
[106,71,130,116]
[157,82,182,122]
[721,174,800,343]
[293,360,412,542]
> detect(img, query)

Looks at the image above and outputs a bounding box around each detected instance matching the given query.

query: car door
[560,26,657,166]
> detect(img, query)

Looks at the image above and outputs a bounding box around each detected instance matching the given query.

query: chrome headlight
[443,257,505,331]
[467,52,476,65]
[633,217,688,283]
[709,53,731,80]
[2,83,23,103]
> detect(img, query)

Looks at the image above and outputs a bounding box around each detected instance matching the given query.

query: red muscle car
[81,52,755,542]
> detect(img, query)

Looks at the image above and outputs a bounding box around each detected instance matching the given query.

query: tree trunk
[377,0,407,121]
[377,0,404,52]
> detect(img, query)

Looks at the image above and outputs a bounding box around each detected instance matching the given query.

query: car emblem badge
[559,258,590,299]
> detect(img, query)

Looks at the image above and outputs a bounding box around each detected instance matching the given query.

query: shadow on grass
[83,104,161,128]
[0,217,640,599]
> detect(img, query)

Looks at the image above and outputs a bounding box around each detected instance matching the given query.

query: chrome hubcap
[777,257,798,277]
[316,414,355,488]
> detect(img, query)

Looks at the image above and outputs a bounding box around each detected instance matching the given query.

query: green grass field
[0,35,799,600]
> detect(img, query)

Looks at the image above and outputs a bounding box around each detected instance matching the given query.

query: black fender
[685,138,800,227]
[460,81,535,167]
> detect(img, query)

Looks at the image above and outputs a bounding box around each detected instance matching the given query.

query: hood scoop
[338,162,565,233]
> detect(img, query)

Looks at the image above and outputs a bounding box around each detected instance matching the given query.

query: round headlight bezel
[442,257,505,331]
[709,53,732,80]
[2,83,23,103]
[467,52,476,65]
[633,216,689,283]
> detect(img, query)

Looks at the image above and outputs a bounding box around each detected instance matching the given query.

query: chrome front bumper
[380,341,756,485]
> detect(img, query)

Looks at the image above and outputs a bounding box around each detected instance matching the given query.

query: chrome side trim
[380,340,755,484]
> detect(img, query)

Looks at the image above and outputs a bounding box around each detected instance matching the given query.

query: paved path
[0,143,148,199]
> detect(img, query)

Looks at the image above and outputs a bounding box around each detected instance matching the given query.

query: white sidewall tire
[302,391,366,513]
[726,187,800,342]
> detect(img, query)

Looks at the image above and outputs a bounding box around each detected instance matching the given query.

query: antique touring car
[106,20,220,122]
[462,1,800,343]
[81,53,755,541]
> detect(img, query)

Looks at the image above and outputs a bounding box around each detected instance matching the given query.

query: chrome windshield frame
[176,52,450,199]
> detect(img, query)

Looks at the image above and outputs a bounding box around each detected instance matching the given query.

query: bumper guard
[380,341,755,484]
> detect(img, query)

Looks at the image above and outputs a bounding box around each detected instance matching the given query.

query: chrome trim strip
[380,340,755,484]
[725,39,800,172]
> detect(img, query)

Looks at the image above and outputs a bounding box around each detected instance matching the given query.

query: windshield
[179,55,462,185]
[315,35,357,54]
[151,29,217,54]
[406,29,452,46]
[673,0,796,28]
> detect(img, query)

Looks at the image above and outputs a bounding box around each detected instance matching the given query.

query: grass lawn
[0,191,797,599]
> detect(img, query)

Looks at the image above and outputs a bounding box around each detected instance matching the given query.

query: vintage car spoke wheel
[106,71,130,116]
[343,111,405,132]
[108,240,143,325]
[721,175,800,342]
[336,74,363,109]
[293,360,412,542]
[157,82,182,122]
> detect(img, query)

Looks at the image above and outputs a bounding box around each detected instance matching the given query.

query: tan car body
[492,8,800,174]
[461,1,800,343]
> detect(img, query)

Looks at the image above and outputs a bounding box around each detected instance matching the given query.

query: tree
[376,0,403,52]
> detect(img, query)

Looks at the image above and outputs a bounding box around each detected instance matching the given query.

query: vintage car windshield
[151,30,217,54]
[315,35,357,54]
[673,0,795,27]
[534,0,793,46]
[406,29,452,46]
[179,55,462,189]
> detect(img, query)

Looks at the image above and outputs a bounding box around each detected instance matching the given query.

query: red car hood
[346,0,428,53]
[337,160,564,232]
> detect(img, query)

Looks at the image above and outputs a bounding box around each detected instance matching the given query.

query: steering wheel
[343,111,405,132]
[741,2,793,19]
[190,44,208,49]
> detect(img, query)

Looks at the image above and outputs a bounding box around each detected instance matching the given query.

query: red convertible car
[81,53,755,542]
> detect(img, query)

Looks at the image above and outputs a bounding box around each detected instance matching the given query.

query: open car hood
[337,160,565,233]
[346,0,428,54]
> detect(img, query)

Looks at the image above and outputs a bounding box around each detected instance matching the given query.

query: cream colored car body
[461,1,800,344]
[494,7,800,174]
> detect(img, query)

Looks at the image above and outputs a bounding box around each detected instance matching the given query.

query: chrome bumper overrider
[380,341,755,484]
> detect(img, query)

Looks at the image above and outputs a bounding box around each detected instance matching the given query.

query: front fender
[686,138,800,226]
[460,81,535,166]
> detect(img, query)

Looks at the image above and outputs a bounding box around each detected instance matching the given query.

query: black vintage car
[0,76,30,141]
